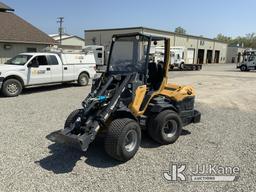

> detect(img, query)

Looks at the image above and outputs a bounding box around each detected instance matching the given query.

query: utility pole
[57,17,64,45]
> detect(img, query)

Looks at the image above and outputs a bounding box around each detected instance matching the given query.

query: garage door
[187,49,195,64]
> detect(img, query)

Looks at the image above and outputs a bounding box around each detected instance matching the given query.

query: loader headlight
[127,83,132,89]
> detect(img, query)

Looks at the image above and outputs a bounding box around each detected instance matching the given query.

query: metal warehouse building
[84,27,228,64]
[226,46,246,63]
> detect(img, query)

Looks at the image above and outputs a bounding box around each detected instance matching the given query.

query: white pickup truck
[0,52,96,97]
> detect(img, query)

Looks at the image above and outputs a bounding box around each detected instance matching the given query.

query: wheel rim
[80,76,88,85]
[7,83,18,94]
[163,120,178,138]
[124,130,137,152]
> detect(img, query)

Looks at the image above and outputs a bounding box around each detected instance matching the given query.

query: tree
[175,27,186,34]
[214,33,232,43]
[214,33,256,48]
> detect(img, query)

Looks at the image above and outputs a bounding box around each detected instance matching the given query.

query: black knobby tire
[180,63,184,70]
[169,65,174,71]
[64,109,82,128]
[2,79,22,97]
[147,110,182,144]
[104,118,141,162]
[240,65,247,72]
[78,73,89,86]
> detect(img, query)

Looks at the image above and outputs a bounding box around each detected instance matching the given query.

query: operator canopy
[108,33,166,74]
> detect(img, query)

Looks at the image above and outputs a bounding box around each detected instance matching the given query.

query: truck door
[247,55,256,68]
[27,55,52,85]
[170,51,175,65]
[175,53,180,64]
[47,55,62,82]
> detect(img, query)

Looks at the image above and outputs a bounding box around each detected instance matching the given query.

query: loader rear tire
[147,110,182,145]
[105,118,141,162]
[64,109,82,128]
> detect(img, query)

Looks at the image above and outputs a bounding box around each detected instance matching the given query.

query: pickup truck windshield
[5,55,32,65]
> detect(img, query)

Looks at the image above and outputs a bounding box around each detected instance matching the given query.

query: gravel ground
[0,64,255,192]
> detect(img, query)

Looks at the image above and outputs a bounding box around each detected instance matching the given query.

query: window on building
[200,40,205,46]
[27,48,37,52]
[47,55,59,65]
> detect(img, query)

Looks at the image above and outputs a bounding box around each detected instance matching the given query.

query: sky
[3,0,256,39]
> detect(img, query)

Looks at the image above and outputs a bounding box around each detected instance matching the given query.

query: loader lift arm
[48,73,137,151]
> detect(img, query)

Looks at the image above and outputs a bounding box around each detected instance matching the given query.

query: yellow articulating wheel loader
[48,33,201,162]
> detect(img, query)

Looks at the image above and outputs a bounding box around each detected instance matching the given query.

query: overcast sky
[3,0,256,38]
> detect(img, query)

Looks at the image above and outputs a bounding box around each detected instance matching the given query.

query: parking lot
[0,63,255,192]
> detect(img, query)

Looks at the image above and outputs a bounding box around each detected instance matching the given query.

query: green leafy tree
[215,34,232,43]
[215,33,256,48]
[175,27,186,34]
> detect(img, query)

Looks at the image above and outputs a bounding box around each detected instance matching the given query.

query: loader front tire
[148,110,182,145]
[64,109,82,128]
[105,118,141,162]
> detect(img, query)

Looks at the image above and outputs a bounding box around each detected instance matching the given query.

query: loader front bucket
[47,129,96,152]
[46,130,81,149]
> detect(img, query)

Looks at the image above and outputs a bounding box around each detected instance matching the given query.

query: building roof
[85,26,227,44]
[0,2,14,11]
[49,33,70,38]
[0,11,55,44]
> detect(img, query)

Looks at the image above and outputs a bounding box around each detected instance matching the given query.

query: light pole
[57,17,64,45]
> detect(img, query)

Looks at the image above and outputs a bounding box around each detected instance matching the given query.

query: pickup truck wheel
[78,73,89,86]
[179,63,184,70]
[169,65,174,71]
[147,110,182,145]
[105,118,141,162]
[2,79,22,97]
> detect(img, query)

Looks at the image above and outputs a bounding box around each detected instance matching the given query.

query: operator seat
[140,62,159,111]
[148,62,164,90]
[156,61,164,88]
[147,62,158,89]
